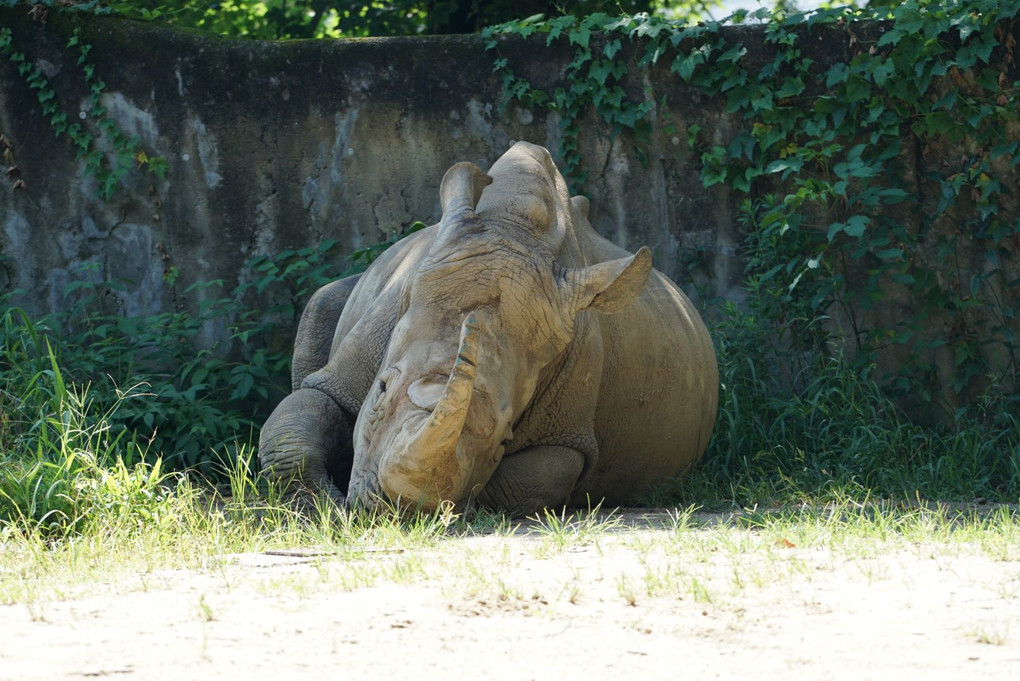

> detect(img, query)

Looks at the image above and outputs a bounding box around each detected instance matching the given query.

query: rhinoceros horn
[378,312,482,506]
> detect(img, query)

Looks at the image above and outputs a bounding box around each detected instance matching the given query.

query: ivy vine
[484,13,659,186]
[0,24,167,200]
[485,1,1020,412]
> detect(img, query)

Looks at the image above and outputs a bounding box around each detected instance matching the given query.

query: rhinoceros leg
[291,275,360,391]
[259,273,360,504]
[476,446,585,516]
[258,388,354,503]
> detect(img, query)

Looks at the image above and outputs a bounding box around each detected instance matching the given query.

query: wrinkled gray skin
[259,142,718,515]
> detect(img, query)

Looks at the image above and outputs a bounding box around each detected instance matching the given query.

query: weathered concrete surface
[0,10,742,328]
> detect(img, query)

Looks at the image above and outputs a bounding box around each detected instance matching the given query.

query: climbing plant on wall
[485,1,1020,416]
[0,23,167,199]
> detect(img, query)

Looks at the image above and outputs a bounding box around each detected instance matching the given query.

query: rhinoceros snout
[349,314,487,512]
[346,472,385,511]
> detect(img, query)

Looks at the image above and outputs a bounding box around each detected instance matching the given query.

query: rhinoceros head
[347,142,652,511]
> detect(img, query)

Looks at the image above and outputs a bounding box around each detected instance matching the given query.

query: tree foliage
[91,0,720,39]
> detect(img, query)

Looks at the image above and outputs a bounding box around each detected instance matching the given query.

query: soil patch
[2,509,1018,680]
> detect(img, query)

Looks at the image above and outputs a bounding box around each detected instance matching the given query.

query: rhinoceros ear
[570,195,590,221]
[567,246,653,315]
[440,162,492,218]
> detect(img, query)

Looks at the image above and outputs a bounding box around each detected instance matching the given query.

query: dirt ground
[2,510,1019,680]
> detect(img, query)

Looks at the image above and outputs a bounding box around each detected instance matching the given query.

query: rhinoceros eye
[375,368,399,405]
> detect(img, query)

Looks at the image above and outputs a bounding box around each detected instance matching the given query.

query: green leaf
[870,61,895,86]
[718,44,747,64]
[589,61,613,86]
[672,50,705,82]
[603,16,634,33]
[775,76,804,99]
[826,215,869,242]
[844,75,871,102]
[878,188,909,203]
[877,28,903,47]
[892,272,916,286]
[727,133,756,161]
[229,373,254,401]
[700,148,727,187]
[876,248,904,260]
[632,16,667,40]
[568,25,591,49]
[765,158,803,176]
[844,215,869,238]
[544,15,575,44]
[750,89,774,112]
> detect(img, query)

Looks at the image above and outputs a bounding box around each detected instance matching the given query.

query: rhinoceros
[258,141,718,515]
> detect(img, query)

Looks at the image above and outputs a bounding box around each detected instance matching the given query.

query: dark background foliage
[89,0,720,38]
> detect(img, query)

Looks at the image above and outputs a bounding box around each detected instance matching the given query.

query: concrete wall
[0,10,742,325]
[2,10,1017,411]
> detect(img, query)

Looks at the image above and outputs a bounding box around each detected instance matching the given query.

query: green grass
[526,499,623,557]
[0,303,461,601]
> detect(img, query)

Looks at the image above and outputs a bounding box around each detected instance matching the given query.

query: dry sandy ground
[2,510,1019,680]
